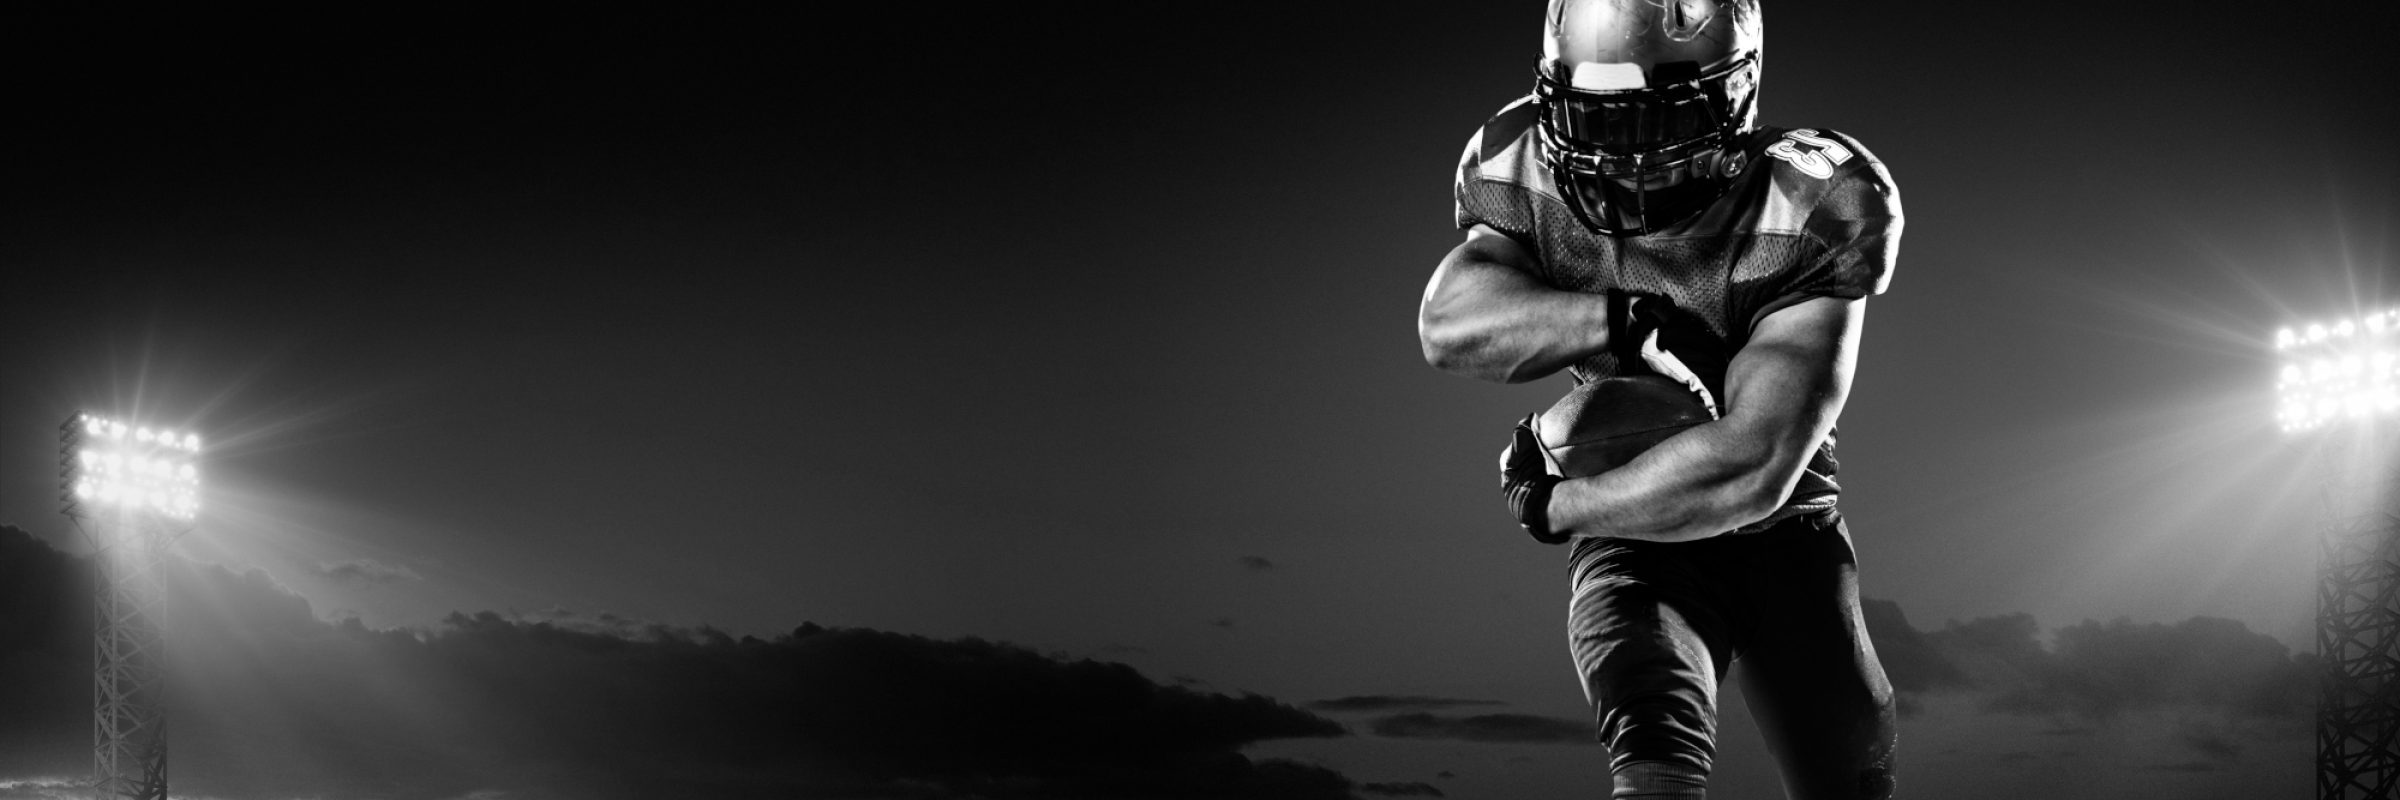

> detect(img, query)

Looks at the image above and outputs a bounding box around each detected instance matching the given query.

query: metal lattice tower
[59,415,196,800]
[2316,431,2400,800]
[84,520,171,800]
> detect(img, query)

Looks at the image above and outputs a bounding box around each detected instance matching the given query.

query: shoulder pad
[1476,96,1541,165]
[1760,127,1877,182]
[1778,128,1901,297]
[1456,97,1548,190]
[1454,96,1554,233]
[1747,127,1900,234]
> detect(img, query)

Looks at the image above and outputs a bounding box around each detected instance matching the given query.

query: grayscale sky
[1,3,2392,799]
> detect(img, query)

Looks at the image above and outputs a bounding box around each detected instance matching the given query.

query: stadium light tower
[2276,308,2400,800]
[58,413,201,800]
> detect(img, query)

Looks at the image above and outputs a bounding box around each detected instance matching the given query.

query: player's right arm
[1418,224,1613,384]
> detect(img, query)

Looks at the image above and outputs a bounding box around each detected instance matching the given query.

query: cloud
[2174,722,2243,760]
[1862,599,2312,724]
[0,525,1360,800]
[1306,695,1506,713]
[494,606,672,639]
[1858,599,1968,693]
[1853,603,2319,799]
[1366,713,1591,744]
[0,779,84,800]
[1238,556,1276,571]
[314,558,422,586]
[1318,598,2314,759]
[0,530,95,778]
[1854,596,2311,789]
[2034,616,2309,719]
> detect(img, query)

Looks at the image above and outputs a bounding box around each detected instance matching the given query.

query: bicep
[1422,225,1541,309]
[1417,225,1612,383]
[1719,296,1865,468]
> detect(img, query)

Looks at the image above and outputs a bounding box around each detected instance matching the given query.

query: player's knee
[1808,728,1897,800]
[1854,707,1898,799]
[1599,696,1714,774]
[1854,735,1897,800]
[1857,764,1895,800]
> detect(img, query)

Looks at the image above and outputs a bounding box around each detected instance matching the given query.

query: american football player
[1417,1,1901,798]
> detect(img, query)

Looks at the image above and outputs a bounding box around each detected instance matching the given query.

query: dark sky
[2,4,2394,798]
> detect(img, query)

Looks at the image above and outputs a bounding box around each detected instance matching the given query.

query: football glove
[1614,290,1721,419]
[1637,328,1719,420]
[1500,414,1571,545]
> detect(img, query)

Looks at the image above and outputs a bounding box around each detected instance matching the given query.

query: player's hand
[1499,415,1571,545]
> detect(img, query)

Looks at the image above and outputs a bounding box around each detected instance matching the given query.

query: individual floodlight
[2274,308,2400,433]
[60,413,201,521]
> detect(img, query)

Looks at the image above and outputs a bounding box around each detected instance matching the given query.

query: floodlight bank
[63,413,202,520]
[2276,309,2400,433]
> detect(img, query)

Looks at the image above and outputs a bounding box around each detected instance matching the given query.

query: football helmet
[1535,0,1763,235]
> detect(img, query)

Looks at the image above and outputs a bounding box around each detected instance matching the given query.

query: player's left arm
[1541,294,1864,542]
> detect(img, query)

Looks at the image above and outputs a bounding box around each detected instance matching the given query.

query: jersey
[1453,95,1902,533]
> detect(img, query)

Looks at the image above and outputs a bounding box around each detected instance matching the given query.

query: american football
[1533,374,1715,478]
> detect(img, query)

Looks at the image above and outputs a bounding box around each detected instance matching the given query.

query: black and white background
[2,3,2394,798]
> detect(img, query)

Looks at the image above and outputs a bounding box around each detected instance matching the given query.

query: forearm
[1418,230,1613,383]
[1542,421,1792,542]
[1545,299,1862,542]
[1542,302,1860,543]
[1419,279,1610,382]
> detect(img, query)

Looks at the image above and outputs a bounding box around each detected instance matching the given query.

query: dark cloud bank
[2,525,2317,798]
[1304,696,1506,713]
[0,526,1349,800]
[1366,713,1590,744]
[314,558,423,586]
[1861,599,2312,724]
[1323,601,2315,754]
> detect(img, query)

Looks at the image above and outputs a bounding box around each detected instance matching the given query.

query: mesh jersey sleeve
[1451,100,1541,237]
[1786,129,1902,303]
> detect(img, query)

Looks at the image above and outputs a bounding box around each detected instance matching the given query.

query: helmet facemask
[1535,55,1758,236]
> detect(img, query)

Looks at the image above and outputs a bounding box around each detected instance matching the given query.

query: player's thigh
[1568,568,1731,770]
[1733,526,1896,799]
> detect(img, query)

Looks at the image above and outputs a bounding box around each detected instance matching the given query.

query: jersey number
[1764,129,1854,180]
